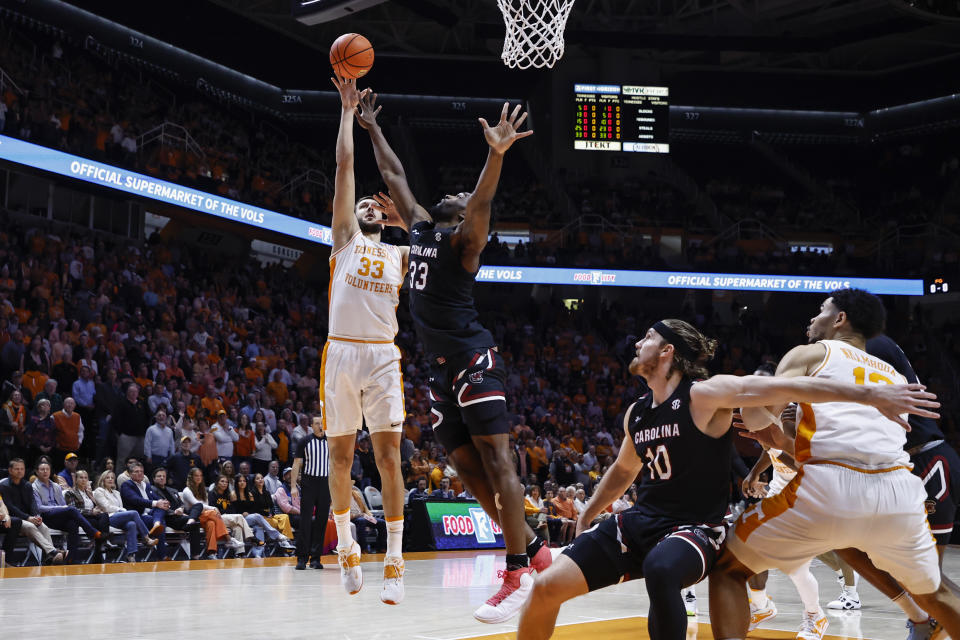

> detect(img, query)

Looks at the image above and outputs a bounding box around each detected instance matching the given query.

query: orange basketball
[330,33,374,79]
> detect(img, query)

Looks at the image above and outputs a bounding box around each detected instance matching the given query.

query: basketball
[330,33,374,79]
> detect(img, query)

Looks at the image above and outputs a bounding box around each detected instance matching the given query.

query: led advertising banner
[421,500,505,551]
[0,135,923,295]
[0,135,333,246]
[475,266,924,295]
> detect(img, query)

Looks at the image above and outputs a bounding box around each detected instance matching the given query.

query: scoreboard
[574,84,669,153]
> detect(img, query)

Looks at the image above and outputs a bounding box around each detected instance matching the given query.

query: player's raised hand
[356,90,382,130]
[370,191,403,227]
[479,102,533,154]
[869,383,940,430]
[331,74,368,111]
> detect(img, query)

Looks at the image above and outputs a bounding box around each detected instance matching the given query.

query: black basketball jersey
[408,220,494,360]
[619,378,732,548]
[866,334,944,449]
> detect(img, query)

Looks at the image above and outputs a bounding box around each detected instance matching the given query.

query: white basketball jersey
[328,231,403,342]
[795,339,910,470]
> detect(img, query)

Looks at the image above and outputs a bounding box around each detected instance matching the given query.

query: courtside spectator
[151,468,204,558]
[251,472,293,539]
[0,489,24,565]
[208,474,255,546]
[63,469,112,562]
[0,458,63,564]
[524,485,550,545]
[231,473,293,551]
[120,462,169,558]
[430,477,454,499]
[550,485,578,545]
[32,460,104,562]
[349,483,386,554]
[406,478,428,505]
[92,470,158,563]
[181,467,240,558]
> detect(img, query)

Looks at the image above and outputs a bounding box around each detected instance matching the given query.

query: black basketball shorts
[911,441,960,545]
[428,347,510,453]
[563,514,723,593]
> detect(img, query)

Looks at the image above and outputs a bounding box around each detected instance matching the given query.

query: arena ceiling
[205,0,960,75]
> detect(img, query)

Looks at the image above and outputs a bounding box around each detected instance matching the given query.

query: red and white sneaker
[530,544,553,574]
[473,567,535,624]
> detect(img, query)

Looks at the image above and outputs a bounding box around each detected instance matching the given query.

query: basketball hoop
[497,0,575,70]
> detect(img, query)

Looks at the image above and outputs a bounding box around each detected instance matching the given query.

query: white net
[497,0,575,70]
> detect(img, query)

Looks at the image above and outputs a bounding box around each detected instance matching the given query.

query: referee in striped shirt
[291,418,330,570]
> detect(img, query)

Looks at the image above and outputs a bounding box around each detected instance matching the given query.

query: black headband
[652,321,698,361]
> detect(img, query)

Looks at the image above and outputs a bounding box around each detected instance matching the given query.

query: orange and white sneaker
[380,556,405,605]
[749,598,778,630]
[797,609,829,640]
[530,544,553,574]
[337,541,363,595]
[473,567,534,624]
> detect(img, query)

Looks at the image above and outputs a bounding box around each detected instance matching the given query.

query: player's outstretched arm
[456,102,533,273]
[692,369,940,437]
[331,75,364,252]
[356,91,429,231]
[575,413,643,537]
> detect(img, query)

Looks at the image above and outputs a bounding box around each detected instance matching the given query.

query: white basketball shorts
[319,339,405,437]
[728,461,941,595]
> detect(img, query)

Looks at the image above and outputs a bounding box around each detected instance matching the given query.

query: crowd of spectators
[0,21,332,221]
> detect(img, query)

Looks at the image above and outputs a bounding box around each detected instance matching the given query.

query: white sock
[386,517,403,560]
[750,588,769,609]
[788,565,820,614]
[892,591,929,624]
[333,509,353,550]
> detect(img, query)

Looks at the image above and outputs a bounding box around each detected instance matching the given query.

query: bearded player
[324,75,408,604]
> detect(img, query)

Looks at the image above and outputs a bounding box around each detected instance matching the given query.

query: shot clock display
[574,84,669,153]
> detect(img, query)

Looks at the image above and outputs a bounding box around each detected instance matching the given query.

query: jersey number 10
[409,260,429,290]
[644,444,672,481]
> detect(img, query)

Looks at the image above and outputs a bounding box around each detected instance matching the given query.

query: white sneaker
[683,588,698,616]
[473,568,534,624]
[278,538,295,550]
[797,609,829,640]
[337,541,363,595]
[827,590,861,610]
[380,556,405,605]
[227,537,245,550]
[750,598,778,631]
